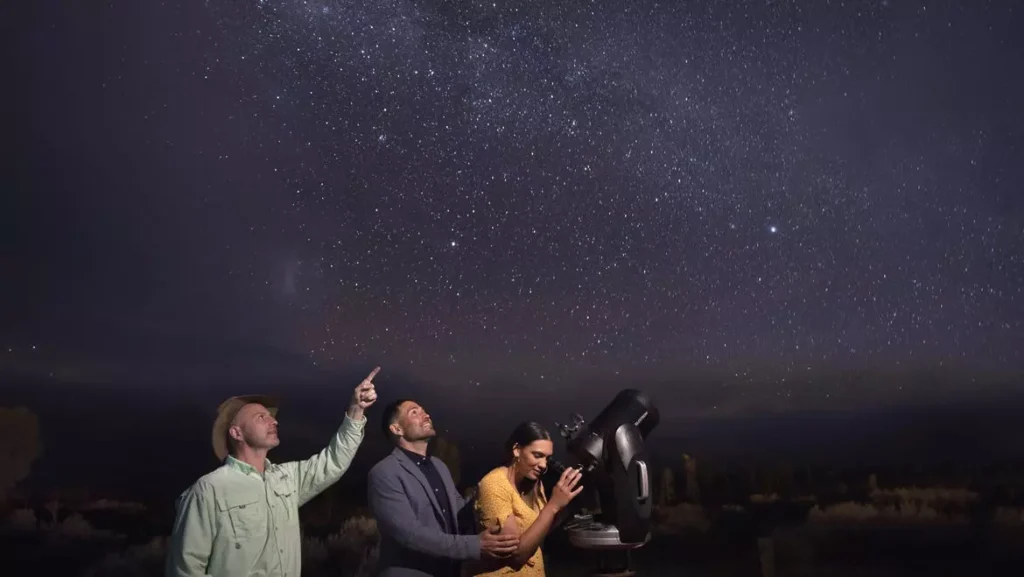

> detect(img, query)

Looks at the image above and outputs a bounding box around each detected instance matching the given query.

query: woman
[468,421,584,577]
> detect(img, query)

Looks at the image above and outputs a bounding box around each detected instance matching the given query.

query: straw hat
[211,394,279,461]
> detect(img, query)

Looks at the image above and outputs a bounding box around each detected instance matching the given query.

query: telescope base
[566,520,650,550]
[566,521,648,577]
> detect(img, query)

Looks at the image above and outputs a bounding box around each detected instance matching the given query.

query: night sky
[6,1,1023,416]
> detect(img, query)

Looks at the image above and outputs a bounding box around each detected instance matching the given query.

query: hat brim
[211,395,279,462]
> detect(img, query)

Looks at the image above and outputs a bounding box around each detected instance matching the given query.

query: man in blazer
[368,399,519,577]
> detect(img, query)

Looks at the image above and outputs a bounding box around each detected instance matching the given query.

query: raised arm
[165,484,215,577]
[285,414,366,506]
[285,367,380,505]
[368,465,482,560]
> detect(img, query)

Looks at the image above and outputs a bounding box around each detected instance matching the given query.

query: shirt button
[235,543,241,549]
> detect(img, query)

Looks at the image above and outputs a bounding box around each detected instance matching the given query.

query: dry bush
[0,407,43,501]
[47,513,125,543]
[1,507,38,533]
[805,485,981,526]
[868,486,978,518]
[992,506,1024,526]
[871,486,978,504]
[771,526,817,568]
[658,468,676,506]
[303,533,331,570]
[81,537,168,577]
[807,500,967,524]
[652,503,709,534]
[304,514,380,577]
[82,499,148,514]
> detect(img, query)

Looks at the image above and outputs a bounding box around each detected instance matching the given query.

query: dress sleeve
[475,473,515,534]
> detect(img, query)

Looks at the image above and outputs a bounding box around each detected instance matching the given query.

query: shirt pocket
[217,492,264,539]
[271,484,297,525]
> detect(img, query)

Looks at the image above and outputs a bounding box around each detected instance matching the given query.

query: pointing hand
[347,367,380,419]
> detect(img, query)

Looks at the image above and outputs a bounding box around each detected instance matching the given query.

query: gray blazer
[368,447,481,577]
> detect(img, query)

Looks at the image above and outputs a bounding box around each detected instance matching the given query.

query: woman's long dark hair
[504,421,552,508]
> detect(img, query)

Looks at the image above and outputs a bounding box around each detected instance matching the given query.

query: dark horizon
[4,364,1024,505]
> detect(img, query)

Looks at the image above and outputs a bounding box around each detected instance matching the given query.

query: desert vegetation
[4,405,1024,576]
[2,505,382,577]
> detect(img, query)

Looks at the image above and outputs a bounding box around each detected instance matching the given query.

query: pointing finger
[365,366,381,382]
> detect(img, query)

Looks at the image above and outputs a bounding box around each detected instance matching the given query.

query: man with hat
[165,367,380,577]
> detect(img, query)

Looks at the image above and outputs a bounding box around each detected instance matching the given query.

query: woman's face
[513,439,554,481]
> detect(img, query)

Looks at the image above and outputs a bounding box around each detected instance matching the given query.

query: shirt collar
[399,447,430,466]
[225,455,271,478]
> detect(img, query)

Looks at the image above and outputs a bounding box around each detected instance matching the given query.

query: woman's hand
[548,466,584,510]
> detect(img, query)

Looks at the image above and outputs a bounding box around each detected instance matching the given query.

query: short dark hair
[381,399,414,442]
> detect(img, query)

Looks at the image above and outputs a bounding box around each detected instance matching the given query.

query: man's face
[229,403,280,453]
[391,401,435,442]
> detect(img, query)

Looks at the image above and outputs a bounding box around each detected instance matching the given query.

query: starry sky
[6,0,1023,414]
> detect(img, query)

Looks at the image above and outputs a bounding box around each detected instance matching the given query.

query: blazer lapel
[392,448,447,528]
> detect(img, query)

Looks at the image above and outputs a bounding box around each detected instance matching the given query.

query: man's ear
[389,422,403,437]
[228,425,243,442]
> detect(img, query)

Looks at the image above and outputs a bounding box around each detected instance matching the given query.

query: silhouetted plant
[0,406,43,503]
[0,507,37,533]
[81,537,167,577]
[658,467,676,506]
[303,514,380,577]
[682,453,700,503]
[652,502,709,534]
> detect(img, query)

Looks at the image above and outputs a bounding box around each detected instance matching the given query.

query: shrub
[81,537,168,577]
[807,500,967,524]
[770,526,817,567]
[81,499,148,514]
[652,503,709,534]
[48,513,125,542]
[1,507,37,533]
[304,514,380,577]
[993,507,1024,526]
[303,533,331,571]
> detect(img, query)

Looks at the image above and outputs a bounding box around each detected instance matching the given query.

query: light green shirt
[165,414,366,577]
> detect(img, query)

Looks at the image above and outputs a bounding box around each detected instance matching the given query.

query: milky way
[181,0,1024,384]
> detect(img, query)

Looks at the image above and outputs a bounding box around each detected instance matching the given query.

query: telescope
[546,389,660,577]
